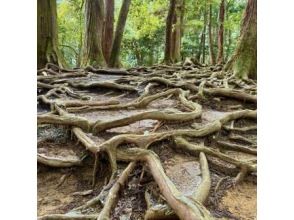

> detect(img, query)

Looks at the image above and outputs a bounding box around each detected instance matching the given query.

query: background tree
[38,0,65,68]
[224,0,257,79]
[197,0,207,63]
[171,0,185,63]
[55,0,246,68]
[109,0,132,67]
[208,1,215,65]
[102,0,114,64]
[81,0,106,67]
[216,0,225,64]
[164,0,176,64]
[58,0,84,67]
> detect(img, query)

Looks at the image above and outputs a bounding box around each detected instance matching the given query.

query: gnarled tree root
[37,154,83,167]
[37,214,98,220]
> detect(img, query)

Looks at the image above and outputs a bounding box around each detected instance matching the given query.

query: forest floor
[37,62,257,220]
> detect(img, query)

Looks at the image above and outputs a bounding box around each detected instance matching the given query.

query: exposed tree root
[97,162,136,220]
[174,137,256,172]
[216,140,257,155]
[37,154,83,167]
[38,214,98,220]
[37,64,257,220]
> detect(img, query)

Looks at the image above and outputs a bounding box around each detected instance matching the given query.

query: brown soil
[37,65,257,219]
[219,182,257,220]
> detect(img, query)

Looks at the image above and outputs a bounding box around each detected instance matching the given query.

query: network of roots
[37,61,257,220]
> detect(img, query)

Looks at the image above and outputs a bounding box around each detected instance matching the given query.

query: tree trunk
[225,1,231,62]
[224,0,257,79]
[77,0,84,67]
[198,1,207,63]
[102,0,114,64]
[37,0,65,69]
[81,0,106,68]
[171,0,185,63]
[164,0,176,64]
[109,0,132,68]
[216,0,225,64]
[208,3,215,65]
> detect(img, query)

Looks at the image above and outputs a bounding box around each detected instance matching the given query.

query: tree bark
[171,0,185,63]
[77,0,85,67]
[216,0,225,64]
[37,0,65,69]
[81,0,106,68]
[109,0,132,68]
[198,1,208,63]
[164,0,176,64]
[224,0,257,79]
[102,0,114,64]
[208,3,215,65]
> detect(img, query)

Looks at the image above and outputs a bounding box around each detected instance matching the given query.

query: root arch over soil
[38,63,257,220]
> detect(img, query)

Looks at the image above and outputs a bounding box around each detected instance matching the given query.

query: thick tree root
[174,137,256,172]
[216,140,257,155]
[37,154,83,167]
[38,214,98,220]
[97,162,136,220]
[37,64,257,219]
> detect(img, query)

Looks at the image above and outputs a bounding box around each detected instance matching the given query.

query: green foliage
[119,0,168,67]
[57,0,84,68]
[56,0,246,67]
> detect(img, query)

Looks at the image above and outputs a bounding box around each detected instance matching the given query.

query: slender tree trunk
[164,0,176,64]
[216,0,225,64]
[109,0,131,68]
[208,3,215,65]
[224,0,257,79]
[102,0,114,64]
[225,28,232,61]
[171,0,185,63]
[81,0,106,67]
[225,1,231,62]
[133,41,143,66]
[198,1,207,63]
[37,0,65,69]
[77,0,84,67]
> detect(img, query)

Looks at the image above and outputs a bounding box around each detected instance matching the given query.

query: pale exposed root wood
[174,137,256,172]
[141,77,199,92]
[229,134,256,145]
[144,152,212,220]
[37,65,257,219]
[67,80,138,92]
[84,66,130,75]
[37,68,59,76]
[116,148,214,220]
[192,152,211,204]
[38,214,98,220]
[190,88,257,103]
[216,140,257,155]
[38,114,93,132]
[38,82,59,89]
[196,80,206,98]
[233,166,248,184]
[223,125,257,132]
[38,109,201,134]
[38,88,204,134]
[37,72,87,81]
[65,88,178,112]
[97,162,136,220]
[72,127,99,153]
[204,88,257,103]
[60,100,119,108]
[37,154,83,167]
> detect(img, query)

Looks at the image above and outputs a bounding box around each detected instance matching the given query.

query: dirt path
[37,63,257,220]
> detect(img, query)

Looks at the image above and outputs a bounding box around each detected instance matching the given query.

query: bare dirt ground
[37,63,257,220]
